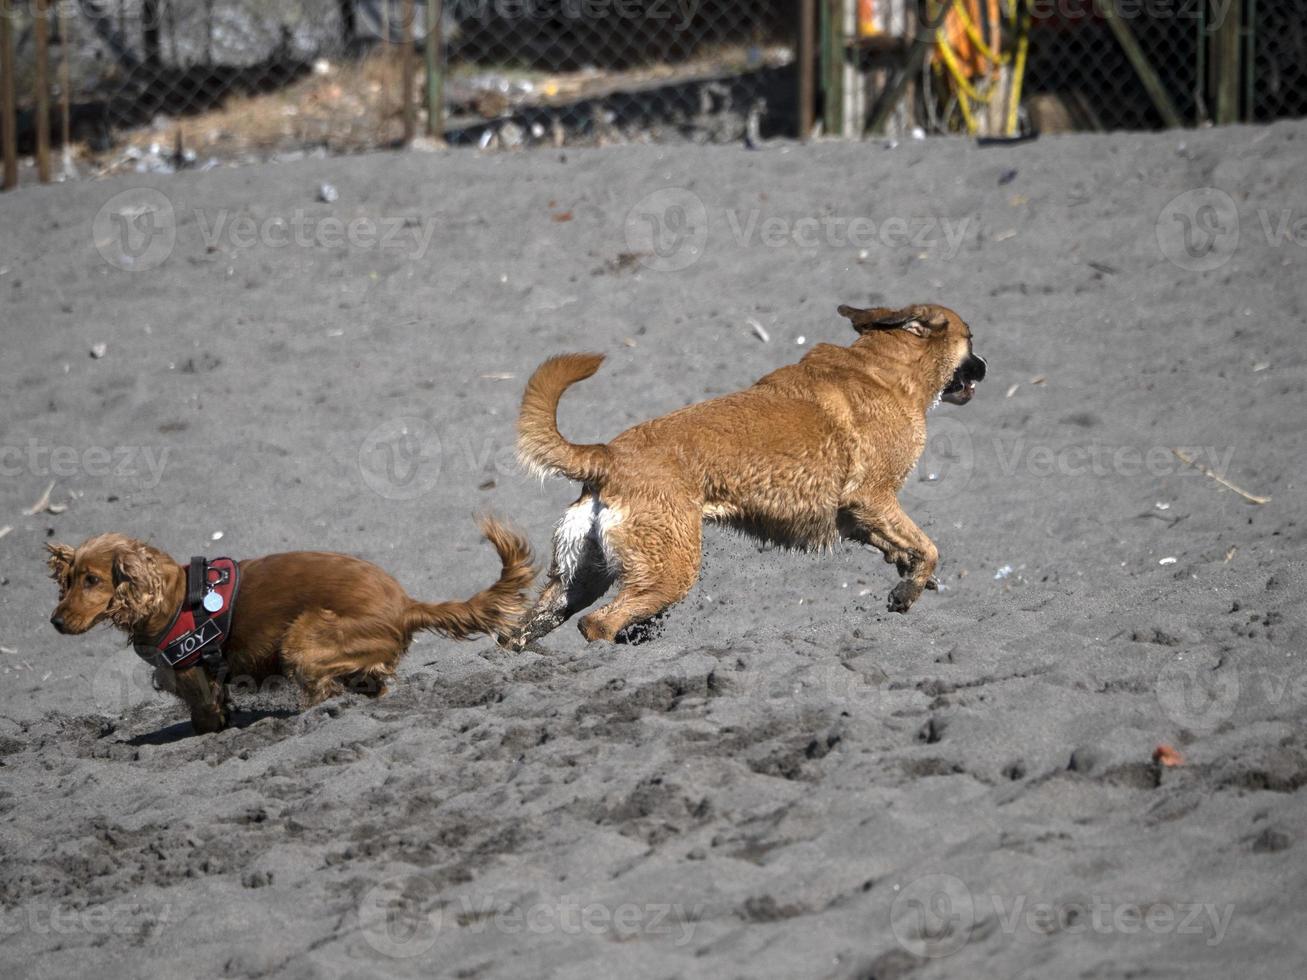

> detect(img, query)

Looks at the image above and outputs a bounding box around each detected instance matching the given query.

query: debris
[1224,545,1237,563]
[1252,362,1269,372]
[1159,557,1177,565]
[478,479,496,491]
[90,343,108,359]
[0,647,15,655]
[23,482,56,516]
[0,525,10,540]
[47,503,67,515]
[795,335,806,345]
[1153,744,1184,767]
[211,531,224,541]
[1155,501,1170,511]
[1005,383,1019,398]
[480,372,515,381]
[992,229,1017,242]
[1172,448,1271,504]
[1030,376,1046,385]
[551,210,573,222]
[746,318,770,343]
[998,168,1018,185]
[994,564,1013,580]
[317,183,339,203]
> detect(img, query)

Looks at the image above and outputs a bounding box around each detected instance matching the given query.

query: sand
[1,120,1305,978]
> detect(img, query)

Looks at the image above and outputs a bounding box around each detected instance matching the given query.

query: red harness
[134,557,240,672]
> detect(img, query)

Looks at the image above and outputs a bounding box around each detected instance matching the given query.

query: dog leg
[504,556,614,651]
[157,665,229,734]
[845,498,939,613]
[577,505,701,643]
[281,611,406,706]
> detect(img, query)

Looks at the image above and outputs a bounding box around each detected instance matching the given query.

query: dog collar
[133,557,240,672]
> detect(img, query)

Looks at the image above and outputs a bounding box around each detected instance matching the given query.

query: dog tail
[517,353,612,483]
[404,516,534,640]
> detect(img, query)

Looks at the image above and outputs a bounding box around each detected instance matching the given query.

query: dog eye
[83,573,100,588]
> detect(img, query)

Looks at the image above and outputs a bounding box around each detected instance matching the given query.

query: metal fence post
[0,0,14,190]
[424,0,443,141]
[34,0,51,181]
[401,0,416,144]
[799,0,815,139]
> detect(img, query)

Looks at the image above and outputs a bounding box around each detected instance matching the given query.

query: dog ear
[106,543,165,631]
[46,543,75,581]
[839,304,947,338]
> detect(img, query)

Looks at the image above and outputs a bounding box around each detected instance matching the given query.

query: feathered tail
[516,353,612,484]
[403,516,534,639]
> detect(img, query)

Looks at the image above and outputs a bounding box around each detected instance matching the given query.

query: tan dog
[48,518,533,733]
[504,304,986,648]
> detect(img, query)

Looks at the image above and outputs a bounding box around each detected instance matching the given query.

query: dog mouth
[941,352,986,406]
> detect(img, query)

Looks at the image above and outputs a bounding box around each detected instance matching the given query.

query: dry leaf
[1153,744,1184,767]
[23,482,55,516]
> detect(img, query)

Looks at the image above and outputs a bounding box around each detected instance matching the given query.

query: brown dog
[47,518,533,733]
[504,304,986,648]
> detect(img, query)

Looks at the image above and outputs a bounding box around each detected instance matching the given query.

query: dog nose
[970,353,987,381]
[50,613,66,633]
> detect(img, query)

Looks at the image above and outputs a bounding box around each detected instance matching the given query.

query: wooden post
[0,0,15,190]
[423,0,443,140]
[59,0,71,163]
[1098,0,1183,128]
[821,0,844,135]
[1244,0,1256,122]
[798,0,814,139]
[34,0,51,182]
[400,0,415,143]
[1213,0,1243,124]
[867,0,947,135]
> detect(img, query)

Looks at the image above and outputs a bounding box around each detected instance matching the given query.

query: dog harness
[133,557,240,672]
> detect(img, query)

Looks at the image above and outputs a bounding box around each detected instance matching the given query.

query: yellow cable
[953,1,1009,67]
[1005,5,1031,136]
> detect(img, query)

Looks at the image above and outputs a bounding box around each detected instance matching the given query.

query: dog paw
[887,581,922,614]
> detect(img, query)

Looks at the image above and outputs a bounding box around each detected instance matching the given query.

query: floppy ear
[838,304,946,339]
[106,543,165,631]
[46,543,75,581]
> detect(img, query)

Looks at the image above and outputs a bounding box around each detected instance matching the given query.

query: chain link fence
[0,0,1304,181]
